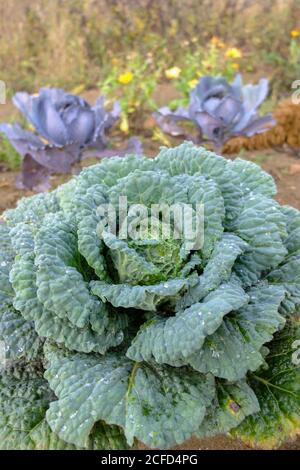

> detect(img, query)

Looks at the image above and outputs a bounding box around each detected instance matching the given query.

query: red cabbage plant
[154,75,276,152]
[0,88,142,191]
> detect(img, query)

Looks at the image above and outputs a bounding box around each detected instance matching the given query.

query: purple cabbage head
[154,74,276,150]
[0,88,121,190]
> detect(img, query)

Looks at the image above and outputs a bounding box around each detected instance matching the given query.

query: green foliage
[0,136,21,170]
[168,43,241,109]
[99,53,160,131]
[232,319,300,449]
[0,1,298,97]
[1,143,300,449]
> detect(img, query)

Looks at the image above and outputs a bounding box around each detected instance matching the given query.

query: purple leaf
[154,112,186,137]
[82,137,143,160]
[214,96,242,125]
[0,123,43,155]
[26,143,81,173]
[235,114,276,137]
[34,95,69,145]
[194,111,225,142]
[16,154,51,192]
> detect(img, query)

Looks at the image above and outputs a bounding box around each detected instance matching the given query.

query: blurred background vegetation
[1,0,299,94]
[1,0,300,164]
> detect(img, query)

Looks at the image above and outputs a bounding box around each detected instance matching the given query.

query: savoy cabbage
[0,142,299,450]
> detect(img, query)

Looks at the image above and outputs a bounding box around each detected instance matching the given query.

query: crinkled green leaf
[197,380,259,438]
[0,365,128,450]
[127,280,248,365]
[232,319,300,449]
[59,181,108,279]
[78,215,108,280]
[187,284,286,380]
[108,169,170,207]
[3,191,59,227]
[232,194,287,285]
[35,213,100,328]
[91,275,197,311]
[56,155,153,214]
[102,231,160,284]
[0,224,43,361]
[62,183,108,280]
[154,142,246,223]
[178,233,248,309]
[0,368,53,449]
[281,205,300,255]
[10,222,126,353]
[124,363,214,448]
[0,224,15,309]
[175,173,224,261]
[229,158,276,198]
[0,306,42,361]
[267,253,300,316]
[45,345,215,449]
[77,154,154,190]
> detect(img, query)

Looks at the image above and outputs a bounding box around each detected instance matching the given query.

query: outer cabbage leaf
[0,306,42,361]
[44,344,215,449]
[0,224,15,309]
[154,142,275,224]
[10,222,127,354]
[281,205,300,255]
[3,192,59,227]
[197,380,259,438]
[267,254,300,316]
[91,275,197,312]
[232,194,287,285]
[0,365,128,450]
[126,280,248,365]
[35,213,100,328]
[228,158,276,198]
[187,284,286,380]
[232,319,300,449]
[178,233,248,309]
[0,224,42,361]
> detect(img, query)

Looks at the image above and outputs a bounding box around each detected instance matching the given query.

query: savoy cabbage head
[0,142,300,450]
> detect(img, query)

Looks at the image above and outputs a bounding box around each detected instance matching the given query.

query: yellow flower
[210,36,225,48]
[225,47,242,59]
[118,72,133,85]
[165,66,181,80]
[291,29,300,38]
[120,115,129,133]
[231,62,240,70]
[188,79,198,89]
